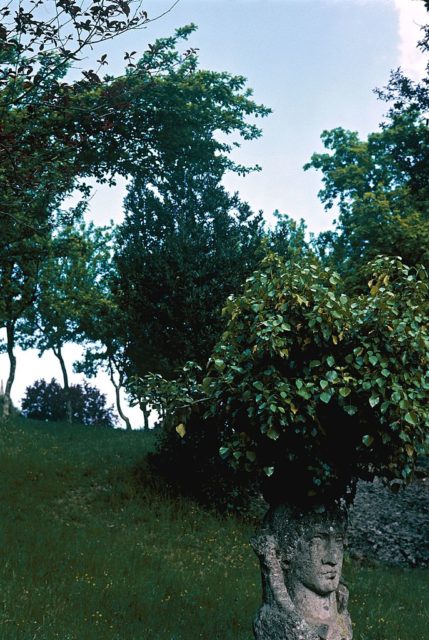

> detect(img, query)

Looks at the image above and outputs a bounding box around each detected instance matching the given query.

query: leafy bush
[132,364,254,514]
[201,252,429,505]
[21,378,117,428]
[149,412,260,516]
[136,252,429,509]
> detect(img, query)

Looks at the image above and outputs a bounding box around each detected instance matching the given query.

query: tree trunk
[252,503,352,640]
[141,403,150,430]
[107,356,132,430]
[53,345,72,424]
[2,321,17,420]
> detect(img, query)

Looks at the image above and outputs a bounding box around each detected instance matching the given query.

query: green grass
[0,418,427,639]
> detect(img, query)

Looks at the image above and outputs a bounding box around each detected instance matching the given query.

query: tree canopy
[304,110,429,290]
[0,16,269,417]
[305,4,429,291]
[140,251,429,507]
[111,34,270,380]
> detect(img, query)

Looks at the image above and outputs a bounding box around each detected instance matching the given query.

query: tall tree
[111,39,270,382]
[0,0,167,418]
[115,174,265,381]
[0,22,235,417]
[75,241,135,430]
[18,219,111,423]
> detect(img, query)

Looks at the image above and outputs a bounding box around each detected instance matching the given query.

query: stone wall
[348,474,429,567]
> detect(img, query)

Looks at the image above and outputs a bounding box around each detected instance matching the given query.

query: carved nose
[323,539,341,565]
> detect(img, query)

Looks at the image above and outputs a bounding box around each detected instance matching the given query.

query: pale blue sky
[2,0,428,426]
[87,0,402,234]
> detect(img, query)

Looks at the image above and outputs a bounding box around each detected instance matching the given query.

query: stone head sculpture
[252,504,352,640]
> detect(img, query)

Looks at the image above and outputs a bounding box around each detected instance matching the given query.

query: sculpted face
[289,525,344,596]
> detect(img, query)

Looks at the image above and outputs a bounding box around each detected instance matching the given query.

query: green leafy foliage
[1,21,268,416]
[112,39,270,379]
[305,7,429,292]
[21,378,117,427]
[201,252,429,503]
[305,110,429,291]
[18,220,111,359]
[115,180,265,379]
[141,251,429,506]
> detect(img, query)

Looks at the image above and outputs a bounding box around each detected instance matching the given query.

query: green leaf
[369,395,380,408]
[362,434,374,447]
[219,447,230,459]
[320,391,332,404]
[339,387,351,398]
[264,466,275,477]
[175,423,186,438]
[405,444,414,458]
[369,355,378,366]
[267,428,279,441]
[404,412,417,426]
[320,379,329,390]
[327,355,335,367]
[326,370,338,382]
[344,405,357,416]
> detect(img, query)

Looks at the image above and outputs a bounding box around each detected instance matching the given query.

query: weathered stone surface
[252,504,352,640]
[348,475,429,567]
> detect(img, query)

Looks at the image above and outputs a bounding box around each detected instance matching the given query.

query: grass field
[0,418,427,639]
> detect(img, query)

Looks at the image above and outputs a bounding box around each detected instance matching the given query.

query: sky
[1,0,428,428]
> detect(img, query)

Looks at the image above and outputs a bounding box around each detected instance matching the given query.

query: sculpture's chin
[314,577,341,596]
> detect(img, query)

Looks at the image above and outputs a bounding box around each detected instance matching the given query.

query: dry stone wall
[348,475,429,567]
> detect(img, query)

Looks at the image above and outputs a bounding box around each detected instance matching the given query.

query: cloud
[394,0,428,80]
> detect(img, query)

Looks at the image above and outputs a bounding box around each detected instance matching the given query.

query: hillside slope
[0,418,427,639]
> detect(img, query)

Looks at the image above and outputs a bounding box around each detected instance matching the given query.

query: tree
[0,1,174,418]
[203,252,429,499]
[304,4,429,291]
[115,175,266,381]
[0,21,244,418]
[0,0,178,268]
[111,42,270,382]
[304,110,429,290]
[0,1,178,107]
[144,251,429,503]
[75,254,135,431]
[17,219,112,423]
[77,330,133,430]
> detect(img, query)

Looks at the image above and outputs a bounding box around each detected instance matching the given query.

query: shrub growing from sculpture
[203,252,429,501]
[136,251,429,639]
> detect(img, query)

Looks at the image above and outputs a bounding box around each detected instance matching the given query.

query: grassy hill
[0,418,427,639]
